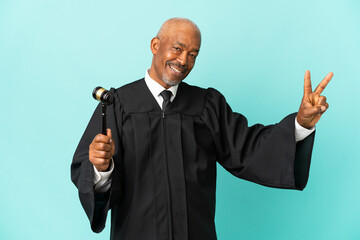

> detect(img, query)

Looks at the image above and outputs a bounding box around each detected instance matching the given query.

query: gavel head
[92,87,114,105]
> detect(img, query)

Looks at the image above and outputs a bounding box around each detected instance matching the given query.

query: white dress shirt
[93,70,315,192]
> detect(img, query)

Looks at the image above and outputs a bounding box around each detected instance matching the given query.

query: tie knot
[160,90,172,101]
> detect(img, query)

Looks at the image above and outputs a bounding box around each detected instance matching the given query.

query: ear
[150,37,160,54]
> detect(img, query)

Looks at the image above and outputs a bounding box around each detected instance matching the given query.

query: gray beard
[162,75,182,87]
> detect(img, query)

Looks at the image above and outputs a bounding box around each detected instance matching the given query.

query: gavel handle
[101,103,107,135]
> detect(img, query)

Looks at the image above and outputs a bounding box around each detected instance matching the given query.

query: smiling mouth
[168,63,186,75]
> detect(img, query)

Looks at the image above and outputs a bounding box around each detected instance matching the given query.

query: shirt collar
[144,69,179,101]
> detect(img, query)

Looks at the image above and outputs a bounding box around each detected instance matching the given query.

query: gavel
[92,87,114,135]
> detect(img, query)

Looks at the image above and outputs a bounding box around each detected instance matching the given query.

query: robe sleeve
[204,88,314,190]
[71,88,123,233]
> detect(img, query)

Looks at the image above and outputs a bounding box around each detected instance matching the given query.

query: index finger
[314,72,333,94]
[304,70,313,95]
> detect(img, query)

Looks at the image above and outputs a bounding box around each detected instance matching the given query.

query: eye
[189,54,197,59]
[173,47,181,51]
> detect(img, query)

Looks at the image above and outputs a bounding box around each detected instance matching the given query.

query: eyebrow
[174,41,200,52]
[175,41,186,48]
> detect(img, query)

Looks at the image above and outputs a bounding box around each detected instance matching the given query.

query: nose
[177,51,188,66]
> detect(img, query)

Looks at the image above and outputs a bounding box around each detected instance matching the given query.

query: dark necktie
[160,90,172,112]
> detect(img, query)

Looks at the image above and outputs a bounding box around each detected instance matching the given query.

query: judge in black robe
[71,17,332,240]
[71,78,315,239]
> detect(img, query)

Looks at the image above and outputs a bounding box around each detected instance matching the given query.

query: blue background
[1,0,359,239]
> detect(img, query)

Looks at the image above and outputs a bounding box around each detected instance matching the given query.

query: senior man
[71,17,332,240]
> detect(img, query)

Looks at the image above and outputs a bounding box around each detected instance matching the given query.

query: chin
[162,76,184,87]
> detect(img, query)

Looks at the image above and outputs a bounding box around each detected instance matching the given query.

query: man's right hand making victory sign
[297,70,333,129]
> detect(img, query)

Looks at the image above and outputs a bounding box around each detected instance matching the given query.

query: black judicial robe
[71,79,315,240]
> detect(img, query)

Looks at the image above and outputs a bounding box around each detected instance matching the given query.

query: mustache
[166,61,188,72]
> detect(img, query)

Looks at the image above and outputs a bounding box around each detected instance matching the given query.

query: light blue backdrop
[1,0,359,239]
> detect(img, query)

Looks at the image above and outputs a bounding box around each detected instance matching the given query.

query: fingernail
[321,106,326,112]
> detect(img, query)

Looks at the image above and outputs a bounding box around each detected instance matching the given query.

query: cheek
[164,48,182,61]
[165,52,177,62]
[187,60,195,70]
[154,53,166,69]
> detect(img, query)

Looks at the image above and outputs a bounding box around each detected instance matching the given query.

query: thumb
[107,128,112,140]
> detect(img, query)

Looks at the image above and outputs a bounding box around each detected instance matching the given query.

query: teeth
[169,65,181,73]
